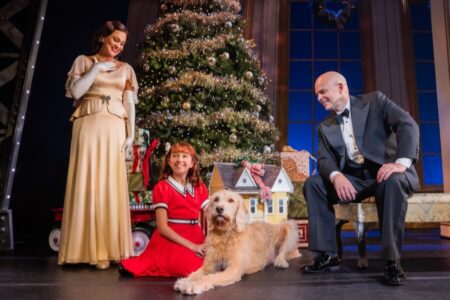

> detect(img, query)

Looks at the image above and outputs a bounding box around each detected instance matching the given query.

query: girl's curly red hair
[160,141,203,186]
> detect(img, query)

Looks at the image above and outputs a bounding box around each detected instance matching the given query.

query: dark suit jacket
[316,91,420,191]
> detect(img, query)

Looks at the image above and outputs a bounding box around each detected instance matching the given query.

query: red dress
[121,177,209,277]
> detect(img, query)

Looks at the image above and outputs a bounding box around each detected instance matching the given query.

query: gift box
[291,219,309,248]
[288,182,308,219]
[125,127,159,192]
[280,146,311,183]
[128,172,144,191]
[129,190,152,205]
[441,222,450,238]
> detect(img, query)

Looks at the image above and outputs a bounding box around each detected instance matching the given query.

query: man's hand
[333,173,357,202]
[376,163,406,183]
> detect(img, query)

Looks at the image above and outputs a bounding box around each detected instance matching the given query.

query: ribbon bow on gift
[241,160,272,202]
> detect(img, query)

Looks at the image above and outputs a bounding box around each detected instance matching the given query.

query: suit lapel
[321,118,346,169]
[350,95,370,152]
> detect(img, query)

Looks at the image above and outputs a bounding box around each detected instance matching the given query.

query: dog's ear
[205,198,214,232]
[234,193,249,232]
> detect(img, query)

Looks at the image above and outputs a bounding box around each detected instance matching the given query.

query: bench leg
[335,220,347,260]
[352,221,369,269]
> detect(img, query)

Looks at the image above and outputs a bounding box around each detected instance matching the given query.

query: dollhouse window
[266,199,273,214]
[250,198,257,214]
[278,199,285,214]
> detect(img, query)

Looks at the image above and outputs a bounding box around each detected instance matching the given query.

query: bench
[333,193,450,269]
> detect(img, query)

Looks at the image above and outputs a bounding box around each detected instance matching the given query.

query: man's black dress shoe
[118,263,134,277]
[384,262,406,285]
[302,253,341,273]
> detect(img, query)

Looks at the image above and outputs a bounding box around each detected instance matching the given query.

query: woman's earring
[99,38,104,43]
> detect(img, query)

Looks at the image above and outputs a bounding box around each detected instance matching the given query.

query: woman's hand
[191,243,206,258]
[93,61,116,73]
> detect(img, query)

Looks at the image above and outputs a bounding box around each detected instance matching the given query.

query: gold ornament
[182,101,191,111]
[207,56,216,66]
[244,71,253,80]
[161,96,170,108]
[229,133,237,143]
[168,65,176,74]
[219,52,230,60]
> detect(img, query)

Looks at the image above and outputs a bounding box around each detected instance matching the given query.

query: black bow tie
[336,108,350,124]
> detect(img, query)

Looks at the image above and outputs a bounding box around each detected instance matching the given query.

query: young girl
[119,141,209,277]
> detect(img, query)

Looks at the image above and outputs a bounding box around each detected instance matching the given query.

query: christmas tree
[136,0,279,181]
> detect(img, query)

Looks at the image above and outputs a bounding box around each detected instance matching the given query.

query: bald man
[302,71,420,285]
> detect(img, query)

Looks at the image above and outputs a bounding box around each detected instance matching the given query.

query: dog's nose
[216,206,224,214]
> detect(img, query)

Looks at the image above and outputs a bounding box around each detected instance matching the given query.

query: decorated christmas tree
[136,0,279,182]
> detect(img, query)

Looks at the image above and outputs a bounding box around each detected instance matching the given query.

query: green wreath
[310,0,356,29]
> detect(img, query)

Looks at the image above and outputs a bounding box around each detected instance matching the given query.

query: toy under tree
[136,0,279,183]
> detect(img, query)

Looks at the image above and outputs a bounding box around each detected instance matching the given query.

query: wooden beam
[430,0,450,192]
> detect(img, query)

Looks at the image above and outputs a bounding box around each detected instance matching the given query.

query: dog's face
[208,190,249,232]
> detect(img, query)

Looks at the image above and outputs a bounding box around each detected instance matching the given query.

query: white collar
[167,176,194,197]
[337,100,351,116]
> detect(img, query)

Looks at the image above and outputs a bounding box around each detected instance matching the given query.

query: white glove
[69,61,116,99]
[122,90,135,153]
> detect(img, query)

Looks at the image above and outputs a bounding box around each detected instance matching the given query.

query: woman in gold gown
[58,20,137,270]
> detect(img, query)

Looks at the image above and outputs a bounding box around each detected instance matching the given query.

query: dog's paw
[273,257,289,269]
[174,278,190,292]
[182,280,214,295]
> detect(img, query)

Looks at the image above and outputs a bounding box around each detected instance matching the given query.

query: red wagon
[48,203,156,255]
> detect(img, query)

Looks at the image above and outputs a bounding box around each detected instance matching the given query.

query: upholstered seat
[334,193,450,269]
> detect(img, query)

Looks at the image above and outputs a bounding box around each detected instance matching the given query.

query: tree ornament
[255,105,262,112]
[142,63,150,72]
[162,96,170,108]
[160,3,168,11]
[182,101,191,111]
[244,71,253,80]
[225,21,233,28]
[219,52,230,60]
[207,56,217,66]
[258,76,265,85]
[168,65,176,74]
[263,145,272,153]
[170,23,180,32]
[229,133,237,143]
[269,115,275,123]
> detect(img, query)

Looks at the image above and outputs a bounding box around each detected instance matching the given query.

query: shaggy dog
[174,190,300,295]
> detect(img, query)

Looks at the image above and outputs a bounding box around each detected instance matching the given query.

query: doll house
[209,162,294,224]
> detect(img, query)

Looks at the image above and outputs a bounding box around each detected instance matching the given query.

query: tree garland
[310,0,355,30]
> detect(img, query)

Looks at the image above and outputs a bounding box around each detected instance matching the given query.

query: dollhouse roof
[213,162,293,193]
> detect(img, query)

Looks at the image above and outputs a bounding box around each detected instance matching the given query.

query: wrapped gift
[128,172,144,191]
[288,182,308,219]
[291,219,309,248]
[134,128,151,145]
[129,190,152,205]
[125,127,159,192]
[280,146,312,183]
[441,222,450,238]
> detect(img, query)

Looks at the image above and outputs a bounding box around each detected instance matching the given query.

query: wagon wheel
[132,227,151,255]
[48,226,61,252]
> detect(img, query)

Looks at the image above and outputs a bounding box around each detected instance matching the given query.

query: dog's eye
[228,198,234,203]
[214,197,219,202]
